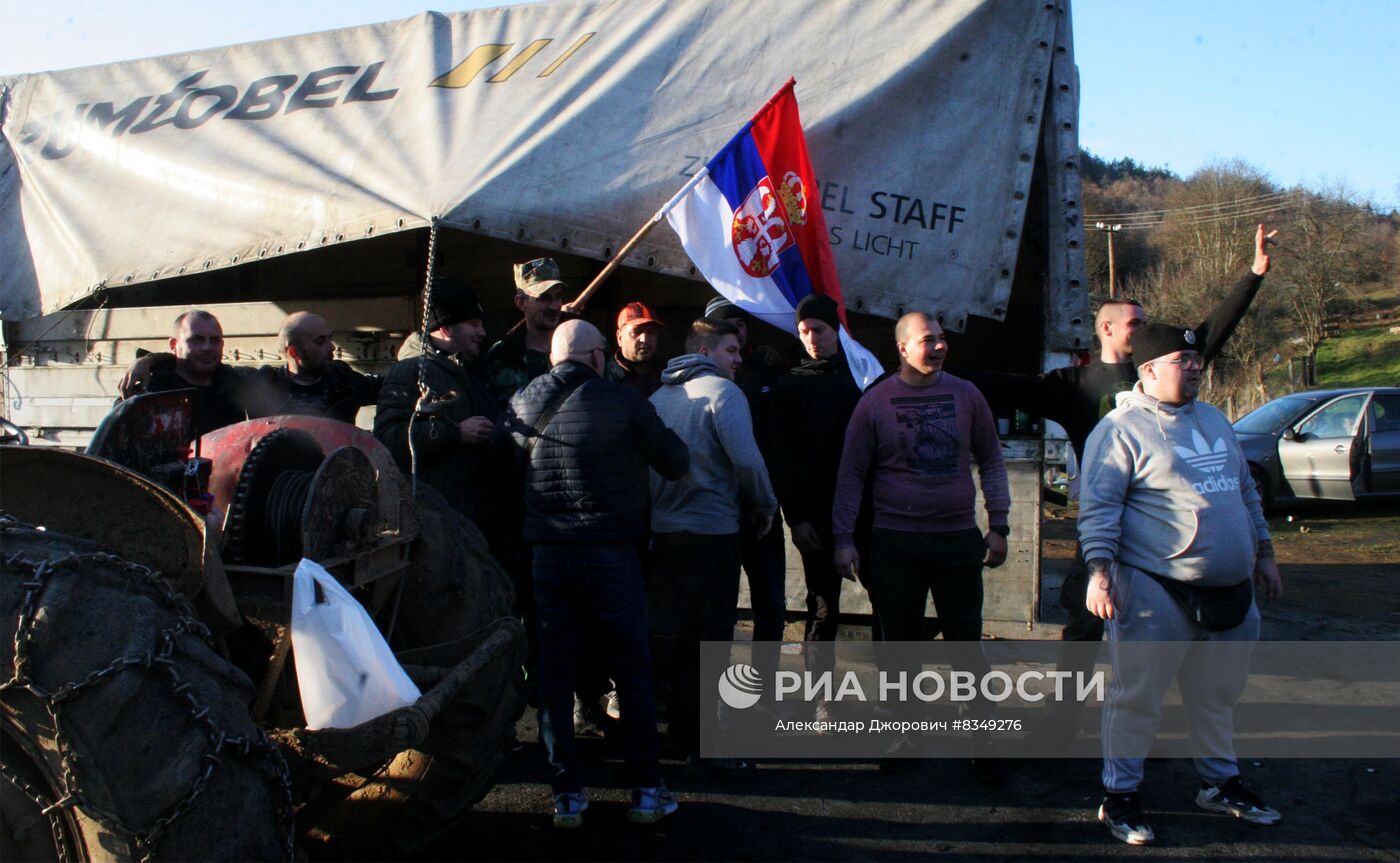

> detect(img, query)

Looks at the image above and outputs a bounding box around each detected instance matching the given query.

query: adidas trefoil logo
[1174,429,1229,474]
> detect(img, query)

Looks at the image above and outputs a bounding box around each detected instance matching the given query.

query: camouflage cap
[513,257,568,297]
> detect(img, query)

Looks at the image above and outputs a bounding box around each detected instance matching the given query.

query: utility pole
[1093,221,1123,297]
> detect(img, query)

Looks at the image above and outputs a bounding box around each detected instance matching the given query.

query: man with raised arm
[963,223,1278,646]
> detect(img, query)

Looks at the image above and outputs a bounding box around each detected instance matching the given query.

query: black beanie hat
[1130,322,1200,364]
[795,293,840,330]
[705,296,745,320]
[426,278,486,330]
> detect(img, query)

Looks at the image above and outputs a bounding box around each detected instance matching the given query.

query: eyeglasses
[1150,356,1203,370]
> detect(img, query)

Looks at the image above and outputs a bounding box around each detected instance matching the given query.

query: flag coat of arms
[667,79,883,389]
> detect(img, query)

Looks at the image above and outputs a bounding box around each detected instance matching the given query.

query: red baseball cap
[616,301,664,330]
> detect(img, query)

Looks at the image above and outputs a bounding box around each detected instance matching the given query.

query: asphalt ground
[415,503,1400,861]
[420,712,1398,862]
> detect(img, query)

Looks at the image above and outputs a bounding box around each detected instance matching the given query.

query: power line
[1108,202,1291,226]
[1086,190,1300,220]
[1114,203,1295,230]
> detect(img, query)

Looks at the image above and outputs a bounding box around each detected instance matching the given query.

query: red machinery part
[200,416,413,538]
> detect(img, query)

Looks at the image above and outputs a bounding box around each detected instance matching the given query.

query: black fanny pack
[1145,573,1254,632]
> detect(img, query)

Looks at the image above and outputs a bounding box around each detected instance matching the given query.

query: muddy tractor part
[1,398,526,860]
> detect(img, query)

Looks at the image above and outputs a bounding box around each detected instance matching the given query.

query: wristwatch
[989,525,1010,538]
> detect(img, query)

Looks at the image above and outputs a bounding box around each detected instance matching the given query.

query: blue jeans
[533,543,660,793]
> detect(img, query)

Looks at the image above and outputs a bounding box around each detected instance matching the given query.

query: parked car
[1233,387,1400,509]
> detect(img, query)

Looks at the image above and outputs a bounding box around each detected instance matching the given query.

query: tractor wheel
[0,516,295,862]
[1,714,131,862]
[297,486,526,858]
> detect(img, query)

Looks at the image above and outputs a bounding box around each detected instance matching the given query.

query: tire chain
[0,515,297,862]
[0,755,75,863]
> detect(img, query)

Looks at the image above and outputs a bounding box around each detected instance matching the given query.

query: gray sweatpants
[1101,564,1259,793]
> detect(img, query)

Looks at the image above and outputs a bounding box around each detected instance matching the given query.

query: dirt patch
[1263,501,1400,639]
[1040,500,1400,640]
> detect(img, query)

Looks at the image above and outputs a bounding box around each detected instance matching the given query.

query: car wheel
[1249,464,1275,512]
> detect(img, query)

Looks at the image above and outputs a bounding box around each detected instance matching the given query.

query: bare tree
[1145,161,1289,414]
[1274,187,1375,385]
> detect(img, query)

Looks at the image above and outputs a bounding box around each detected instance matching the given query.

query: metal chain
[0,757,72,863]
[0,517,297,862]
[408,217,442,499]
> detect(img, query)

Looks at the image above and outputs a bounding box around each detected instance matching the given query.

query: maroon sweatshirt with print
[832,372,1010,547]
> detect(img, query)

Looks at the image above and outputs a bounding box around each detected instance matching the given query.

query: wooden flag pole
[565,166,710,313]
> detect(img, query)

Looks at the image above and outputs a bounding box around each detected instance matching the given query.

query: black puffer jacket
[506,361,688,544]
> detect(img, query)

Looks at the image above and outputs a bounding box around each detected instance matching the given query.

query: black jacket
[506,361,688,544]
[134,354,380,428]
[606,351,663,397]
[374,334,521,548]
[769,350,863,533]
[961,271,1264,461]
[143,365,249,438]
[242,362,382,424]
[734,344,788,463]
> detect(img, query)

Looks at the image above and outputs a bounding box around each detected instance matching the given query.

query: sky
[2,0,1396,209]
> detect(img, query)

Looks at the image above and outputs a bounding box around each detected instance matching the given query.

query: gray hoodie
[1078,384,1269,585]
[648,354,778,535]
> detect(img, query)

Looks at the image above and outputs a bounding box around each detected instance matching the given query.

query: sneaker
[1196,776,1282,825]
[605,688,622,721]
[552,790,588,828]
[1098,791,1155,845]
[628,784,679,824]
[573,695,604,737]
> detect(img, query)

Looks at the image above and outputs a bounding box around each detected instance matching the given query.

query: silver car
[1233,387,1400,509]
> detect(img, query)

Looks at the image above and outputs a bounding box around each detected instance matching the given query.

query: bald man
[831,312,1009,774]
[117,310,382,426]
[241,312,383,422]
[505,318,688,828]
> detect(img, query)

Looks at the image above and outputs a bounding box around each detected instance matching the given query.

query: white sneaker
[1098,792,1155,845]
[552,790,588,828]
[628,784,678,824]
[1196,777,1282,825]
[605,688,622,721]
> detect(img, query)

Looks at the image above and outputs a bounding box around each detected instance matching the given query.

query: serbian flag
[666,79,883,389]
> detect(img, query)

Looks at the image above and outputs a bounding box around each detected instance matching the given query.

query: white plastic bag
[291,558,421,730]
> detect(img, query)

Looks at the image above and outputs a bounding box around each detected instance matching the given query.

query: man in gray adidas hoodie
[648,317,778,765]
[1078,323,1283,846]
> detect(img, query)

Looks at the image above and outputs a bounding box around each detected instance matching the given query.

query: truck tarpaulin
[0,0,1085,339]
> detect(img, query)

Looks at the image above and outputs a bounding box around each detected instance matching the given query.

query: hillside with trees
[1078,150,1399,418]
